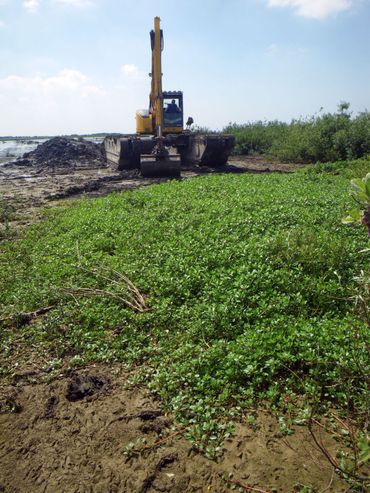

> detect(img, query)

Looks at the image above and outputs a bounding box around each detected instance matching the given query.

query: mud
[0,395,22,414]
[0,165,165,235]
[65,374,110,402]
[0,364,348,493]
[11,137,106,170]
[228,154,306,173]
[43,395,59,419]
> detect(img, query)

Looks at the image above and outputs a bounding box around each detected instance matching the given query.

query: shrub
[226,103,370,163]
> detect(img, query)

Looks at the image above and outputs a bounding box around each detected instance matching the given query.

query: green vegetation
[1,170,369,456]
[342,173,370,237]
[226,103,370,163]
[0,195,16,241]
[301,156,370,179]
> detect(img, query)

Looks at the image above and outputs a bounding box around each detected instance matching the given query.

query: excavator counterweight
[104,17,234,176]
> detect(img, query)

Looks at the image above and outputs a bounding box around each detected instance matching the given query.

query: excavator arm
[150,17,164,136]
[138,16,181,177]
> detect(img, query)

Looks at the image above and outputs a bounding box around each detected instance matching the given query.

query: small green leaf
[364,173,370,197]
[351,178,366,193]
[341,209,362,224]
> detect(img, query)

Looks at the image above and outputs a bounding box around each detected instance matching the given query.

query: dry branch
[142,428,185,451]
[226,478,272,493]
[64,264,150,313]
[63,287,149,313]
[308,415,369,483]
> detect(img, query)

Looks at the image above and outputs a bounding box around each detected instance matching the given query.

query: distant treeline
[225,103,370,163]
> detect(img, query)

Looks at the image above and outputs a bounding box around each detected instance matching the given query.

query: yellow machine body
[136,110,153,134]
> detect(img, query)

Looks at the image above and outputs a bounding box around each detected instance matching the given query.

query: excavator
[104,17,235,177]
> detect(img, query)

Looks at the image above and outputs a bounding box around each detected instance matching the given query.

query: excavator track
[104,133,235,175]
[178,134,235,167]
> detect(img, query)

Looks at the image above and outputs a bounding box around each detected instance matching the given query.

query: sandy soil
[0,363,347,493]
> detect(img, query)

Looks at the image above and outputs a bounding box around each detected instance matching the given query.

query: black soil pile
[15,137,106,170]
[66,374,109,402]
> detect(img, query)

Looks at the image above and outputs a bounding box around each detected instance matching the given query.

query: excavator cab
[163,91,183,133]
[136,91,183,135]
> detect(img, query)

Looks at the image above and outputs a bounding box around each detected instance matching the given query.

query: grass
[0,195,16,241]
[300,156,370,179]
[1,169,369,454]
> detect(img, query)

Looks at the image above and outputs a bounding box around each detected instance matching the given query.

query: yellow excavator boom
[136,16,164,136]
[151,16,163,135]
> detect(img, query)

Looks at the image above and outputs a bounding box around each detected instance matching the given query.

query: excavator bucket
[140,145,181,178]
[140,154,181,178]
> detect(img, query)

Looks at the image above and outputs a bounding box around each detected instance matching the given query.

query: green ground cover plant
[226,103,370,163]
[301,156,370,179]
[0,195,16,241]
[1,171,369,455]
[342,173,370,236]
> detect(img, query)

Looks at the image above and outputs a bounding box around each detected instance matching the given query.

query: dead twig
[330,411,350,432]
[123,427,186,463]
[281,436,296,451]
[312,417,327,431]
[62,287,149,313]
[142,428,185,451]
[308,415,369,483]
[308,416,339,470]
[320,468,335,493]
[330,410,361,473]
[227,478,272,493]
[67,263,150,313]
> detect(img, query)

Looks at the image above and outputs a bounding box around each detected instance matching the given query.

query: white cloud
[0,68,153,135]
[23,0,41,13]
[121,64,138,76]
[267,0,353,19]
[0,20,6,28]
[1,69,106,98]
[121,64,146,79]
[0,69,109,135]
[22,0,94,13]
[55,0,93,7]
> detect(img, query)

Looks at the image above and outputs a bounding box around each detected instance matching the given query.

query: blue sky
[0,0,369,135]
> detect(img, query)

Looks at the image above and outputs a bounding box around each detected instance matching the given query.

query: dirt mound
[66,374,109,402]
[15,137,106,170]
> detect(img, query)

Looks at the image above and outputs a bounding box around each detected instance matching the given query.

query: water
[0,137,104,166]
[0,139,47,165]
